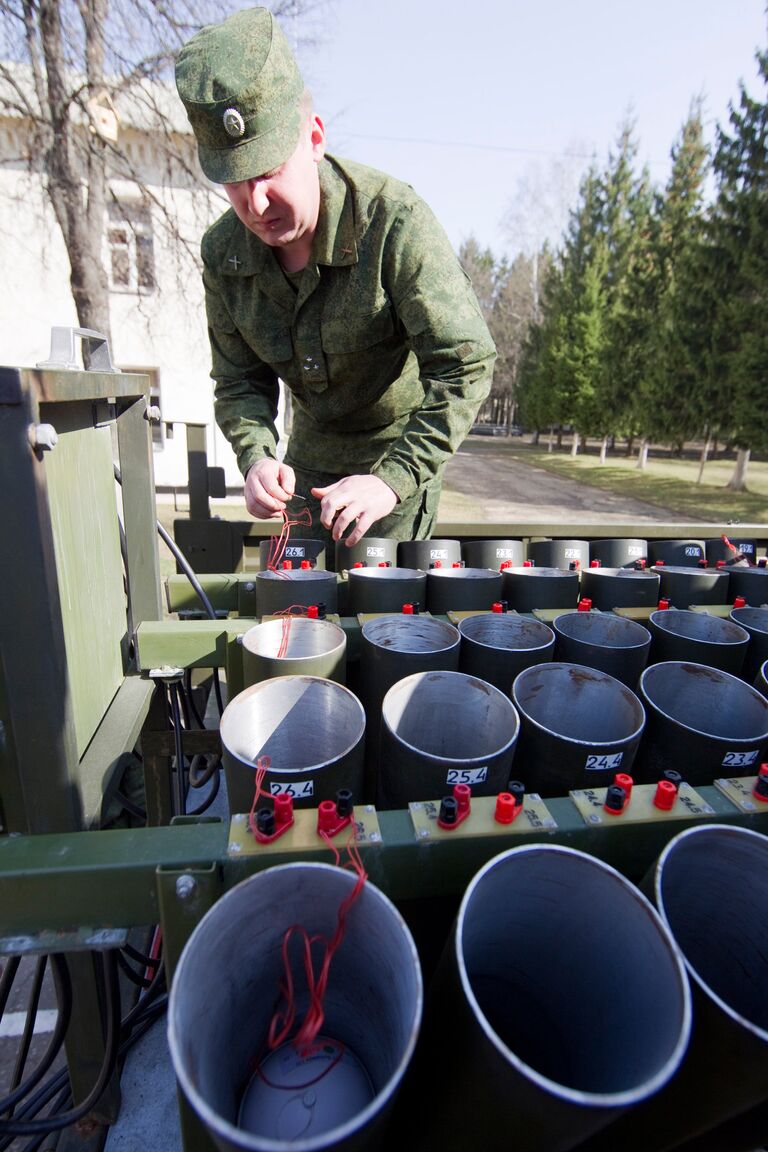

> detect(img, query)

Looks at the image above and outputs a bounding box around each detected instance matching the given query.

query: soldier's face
[223,116,326,252]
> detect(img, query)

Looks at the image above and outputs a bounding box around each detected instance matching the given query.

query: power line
[340,131,671,168]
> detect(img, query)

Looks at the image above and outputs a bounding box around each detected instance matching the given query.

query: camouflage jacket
[202,154,496,503]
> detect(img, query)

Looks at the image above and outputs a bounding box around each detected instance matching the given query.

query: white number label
[496,548,515,559]
[285,546,306,557]
[446,766,488,785]
[367,546,385,557]
[739,544,755,555]
[585,752,624,771]
[430,549,449,559]
[684,546,701,557]
[627,546,643,556]
[721,750,759,768]
[564,548,581,559]
[269,780,315,798]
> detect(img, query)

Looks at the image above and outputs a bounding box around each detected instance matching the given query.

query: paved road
[441,438,697,524]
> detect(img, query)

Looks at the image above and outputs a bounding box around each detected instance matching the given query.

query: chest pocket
[321,304,395,353]
[248,326,293,368]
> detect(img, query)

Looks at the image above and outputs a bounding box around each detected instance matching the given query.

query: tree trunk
[40,0,112,347]
[696,432,712,485]
[626,435,634,457]
[636,438,649,471]
[570,433,579,458]
[599,435,608,465]
[531,429,540,445]
[727,447,751,492]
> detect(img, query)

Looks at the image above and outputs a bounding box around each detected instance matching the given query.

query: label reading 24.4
[585,752,624,772]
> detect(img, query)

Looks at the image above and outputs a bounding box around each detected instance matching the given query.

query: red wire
[267,506,313,572]
[266,827,368,1060]
[248,756,272,839]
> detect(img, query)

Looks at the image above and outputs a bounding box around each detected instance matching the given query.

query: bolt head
[175,874,197,900]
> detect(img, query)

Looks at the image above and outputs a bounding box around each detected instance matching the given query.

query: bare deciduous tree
[0,0,325,346]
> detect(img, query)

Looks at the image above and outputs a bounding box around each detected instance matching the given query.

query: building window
[107,200,155,293]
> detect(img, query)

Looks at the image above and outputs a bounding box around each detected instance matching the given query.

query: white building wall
[0,92,284,491]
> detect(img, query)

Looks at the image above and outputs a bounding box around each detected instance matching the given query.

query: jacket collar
[219,155,358,282]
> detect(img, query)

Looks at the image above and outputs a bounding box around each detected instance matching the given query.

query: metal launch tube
[403,844,690,1152]
[168,863,423,1152]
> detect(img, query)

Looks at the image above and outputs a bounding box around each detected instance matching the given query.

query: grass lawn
[476,439,768,523]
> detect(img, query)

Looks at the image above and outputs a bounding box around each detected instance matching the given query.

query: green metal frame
[0,351,163,1134]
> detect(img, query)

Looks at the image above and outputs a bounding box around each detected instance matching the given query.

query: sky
[292,0,766,260]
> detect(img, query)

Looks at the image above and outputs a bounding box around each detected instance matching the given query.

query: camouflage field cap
[175,7,304,184]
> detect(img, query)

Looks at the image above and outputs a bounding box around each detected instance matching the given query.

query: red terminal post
[378,561,391,567]
[494,791,523,824]
[281,559,293,570]
[590,559,601,568]
[500,559,513,570]
[437,783,472,830]
[733,595,747,608]
[316,789,354,838]
[523,559,534,568]
[634,558,647,570]
[430,560,443,569]
[352,561,365,568]
[653,779,678,811]
[491,600,509,614]
[657,598,671,610]
[306,604,319,619]
[300,559,312,569]
[603,784,628,815]
[698,558,709,568]
[752,764,768,804]
[569,560,581,571]
[402,602,415,615]
[577,597,593,612]
[716,559,726,569]
[614,772,633,802]
[452,561,463,568]
[655,560,665,567]
[254,793,295,844]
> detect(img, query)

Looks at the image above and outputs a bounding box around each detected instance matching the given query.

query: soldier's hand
[244,458,297,519]
[311,475,398,547]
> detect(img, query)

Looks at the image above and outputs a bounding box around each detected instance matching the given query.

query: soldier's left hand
[311,475,398,546]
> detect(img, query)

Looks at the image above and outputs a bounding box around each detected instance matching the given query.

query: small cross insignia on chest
[340,247,353,257]
[228,255,241,271]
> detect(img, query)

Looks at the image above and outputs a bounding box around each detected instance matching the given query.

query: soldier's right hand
[244,458,298,519]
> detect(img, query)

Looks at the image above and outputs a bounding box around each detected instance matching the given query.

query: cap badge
[222,108,245,138]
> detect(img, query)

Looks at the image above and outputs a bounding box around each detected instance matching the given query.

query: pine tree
[638,105,713,463]
[709,51,768,491]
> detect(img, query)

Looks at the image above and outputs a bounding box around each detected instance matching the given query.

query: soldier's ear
[310,115,326,162]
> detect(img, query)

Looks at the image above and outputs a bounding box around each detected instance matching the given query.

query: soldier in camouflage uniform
[176,7,495,552]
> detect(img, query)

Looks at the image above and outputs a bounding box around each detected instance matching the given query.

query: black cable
[188,752,220,789]
[116,952,154,990]
[183,669,207,728]
[0,956,72,1118]
[0,955,21,1017]
[186,766,221,815]
[168,681,187,817]
[8,956,46,1106]
[113,790,147,822]
[0,951,121,1137]
[121,944,160,970]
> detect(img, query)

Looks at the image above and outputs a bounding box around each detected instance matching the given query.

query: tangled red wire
[267,505,313,572]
